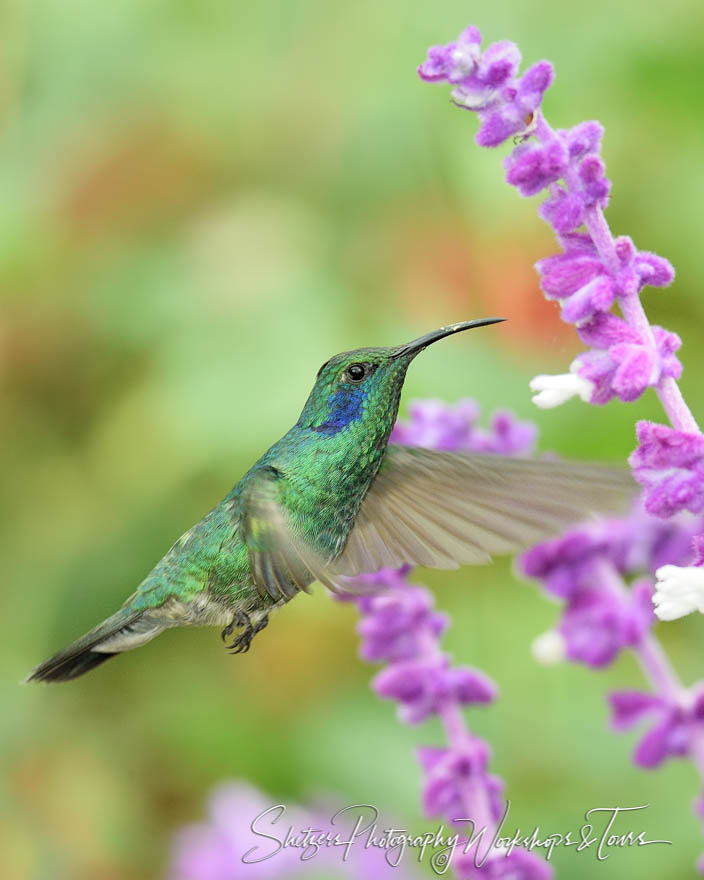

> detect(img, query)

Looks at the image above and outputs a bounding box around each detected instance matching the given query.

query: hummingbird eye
[345,363,367,383]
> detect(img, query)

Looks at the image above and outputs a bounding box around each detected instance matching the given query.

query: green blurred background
[3,0,704,877]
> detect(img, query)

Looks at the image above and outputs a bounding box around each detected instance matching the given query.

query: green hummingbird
[27,319,631,683]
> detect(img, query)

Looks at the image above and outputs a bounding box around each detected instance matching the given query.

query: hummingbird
[27,319,632,683]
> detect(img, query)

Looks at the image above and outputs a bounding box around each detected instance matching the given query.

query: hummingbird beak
[392,318,506,359]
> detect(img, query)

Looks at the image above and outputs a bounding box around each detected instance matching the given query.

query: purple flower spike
[346,396,557,875]
[420,21,704,867]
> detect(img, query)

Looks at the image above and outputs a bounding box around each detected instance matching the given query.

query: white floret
[531,630,565,665]
[529,367,594,409]
[653,565,704,621]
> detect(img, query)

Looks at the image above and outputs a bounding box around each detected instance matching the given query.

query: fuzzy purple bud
[519,528,611,599]
[630,421,704,518]
[577,155,611,208]
[505,139,567,197]
[417,26,483,84]
[418,740,490,820]
[373,656,496,723]
[476,61,554,147]
[560,120,604,158]
[559,584,651,668]
[538,186,584,234]
[357,587,448,662]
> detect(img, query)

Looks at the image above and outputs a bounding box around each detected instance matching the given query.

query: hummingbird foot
[221,611,269,654]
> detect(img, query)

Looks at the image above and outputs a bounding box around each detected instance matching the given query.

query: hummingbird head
[296,318,505,437]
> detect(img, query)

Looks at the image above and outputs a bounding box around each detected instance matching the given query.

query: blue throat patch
[313,387,365,436]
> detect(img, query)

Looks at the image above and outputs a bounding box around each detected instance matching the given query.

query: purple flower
[520,516,661,668]
[455,847,554,879]
[609,687,704,769]
[390,398,480,449]
[504,139,567,197]
[470,410,537,456]
[357,587,448,662]
[170,781,421,879]
[420,19,704,867]
[374,656,496,723]
[535,237,674,328]
[534,122,606,232]
[418,740,493,821]
[519,527,613,599]
[560,120,604,159]
[418,27,553,147]
[538,186,585,234]
[475,61,554,147]
[170,782,305,880]
[576,155,611,209]
[630,421,704,517]
[559,579,652,668]
[518,504,701,667]
[391,399,536,456]
[417,26,483,84]
[346,411,551,877]
[565,313,682,405]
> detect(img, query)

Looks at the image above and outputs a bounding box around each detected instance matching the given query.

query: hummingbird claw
[222,611,269,654]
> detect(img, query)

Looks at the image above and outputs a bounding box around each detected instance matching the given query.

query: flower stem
[635,633,686,705]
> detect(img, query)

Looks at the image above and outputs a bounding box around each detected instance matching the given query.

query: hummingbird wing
[243,448,635,595]
[328,445,636,576]
[241,466,338,599]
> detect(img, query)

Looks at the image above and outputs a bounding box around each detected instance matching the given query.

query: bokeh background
[3,1,704,877]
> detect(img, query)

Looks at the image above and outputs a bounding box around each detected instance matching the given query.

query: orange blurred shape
[58,121,211,236]
[392,202,577,359]
[474,238,577,357]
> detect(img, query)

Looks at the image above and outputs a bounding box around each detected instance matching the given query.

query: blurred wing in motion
[328,444,635,577]
[242,467,341,599]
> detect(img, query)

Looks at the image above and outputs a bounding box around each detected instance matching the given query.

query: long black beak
[393,318,506,359]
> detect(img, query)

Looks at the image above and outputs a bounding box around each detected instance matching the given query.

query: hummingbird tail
[24,607,161,683]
